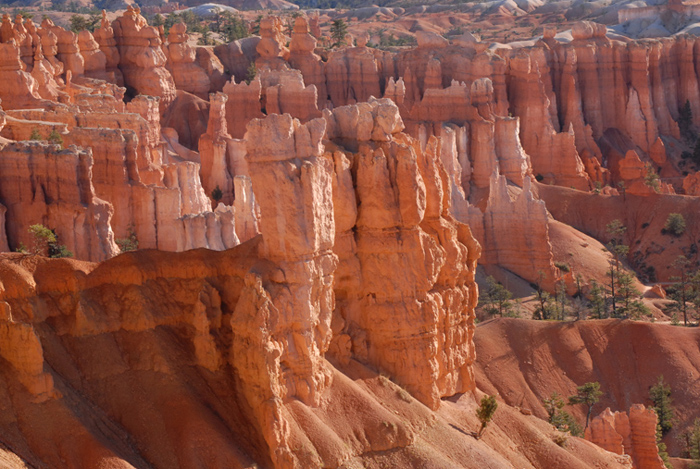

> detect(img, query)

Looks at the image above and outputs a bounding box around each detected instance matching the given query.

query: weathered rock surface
[111,6,176,112]
[586,405,665,469]
[165,22,211,99]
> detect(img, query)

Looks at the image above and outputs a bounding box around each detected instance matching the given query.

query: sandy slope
[475,317,700,455]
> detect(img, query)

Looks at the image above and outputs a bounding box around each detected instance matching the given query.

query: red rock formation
[323,98,481,409]
[78,30,107,81]
[165,22,210,99]
[507,50,590,189]
[11,15,32,72]
[42,19,85,78]
[29,42,61,101]
[36,24,64,84]
[586,405,665,469]
[0,140,119,261]
[259,67,322,122]
[288,16,326,109]
[0,40,44,109]
[223,76,264,139]
[93,10,124,86]
[683,171,700,195]
[480,174,560,291]
[243,112,335,465]
[111,6,175,112]
[255,16,288,70]
[198,92,233,204]
[212,36,260,82]
[233,175,260,243]
[325,44,383,106]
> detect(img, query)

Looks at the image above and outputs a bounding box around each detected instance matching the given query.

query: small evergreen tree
[479,276,513,317]
[533,270,556,320]
[693,139,700,166]
[252,14,263,35]
[664,213,687,237]
[587,280,607,319]
[163,13,180,36]
[218,11,249,43]
[47,129,63,148]
[476,395,498,439]
[568,382,603,431]
[644,162,661,193]
[670,256,693,326]
[116,225,139,253]
[544,392,583,436]
[152,13,165,28]
[679,100,695,142]
[29,128,41,140]
[29,224,56,256]
[650,376,675,436]
[687,419,700,466]
[606,220,629,317]
[68,12,101,33]
[330,19,348,48]
[555,280,569,320]
[211,185,224,203]
[245,62,257,84]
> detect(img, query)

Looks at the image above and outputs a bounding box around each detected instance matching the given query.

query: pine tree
[587,280,607,319]
[606,220,629,317]
[679,99,695,142]
[330,19,348,48]
[480,276,513,317]
[644,162,661,193]
[544,392,583,436]
[650,376,675,435]
[568,382,603,431]
[670,256,693,326]
[476,395,498,439]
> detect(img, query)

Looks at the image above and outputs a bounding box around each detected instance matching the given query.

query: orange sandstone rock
[112,6,175,112]
[165,22,211,98]
[587,405,665,469]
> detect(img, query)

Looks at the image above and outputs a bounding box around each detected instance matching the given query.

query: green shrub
[476,395,498,439]
[47,129,63,148]
[664,213,686,237]
[116,225,139,253]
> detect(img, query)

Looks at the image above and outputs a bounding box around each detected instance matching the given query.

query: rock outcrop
[586,405,665,469]
[93,11,123,86]
[0,140,119,261]
[165,22,211,98]
[111,5,175,112]
[322,98,481,409]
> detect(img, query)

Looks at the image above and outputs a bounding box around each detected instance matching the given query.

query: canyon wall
[0,12,699,283]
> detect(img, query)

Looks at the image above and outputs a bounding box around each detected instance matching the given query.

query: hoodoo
[0,4,699,468]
